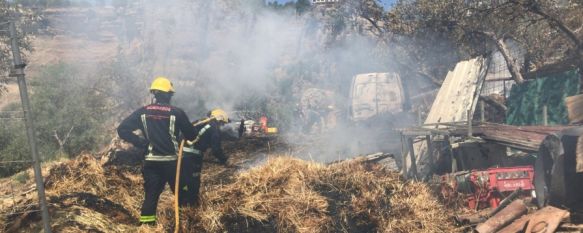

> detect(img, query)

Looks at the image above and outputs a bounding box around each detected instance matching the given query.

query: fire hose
[174,117,216,233]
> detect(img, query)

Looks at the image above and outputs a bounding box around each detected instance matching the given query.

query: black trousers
[140,156,203,223]
[140,160,177,223]
[179,153,203,206]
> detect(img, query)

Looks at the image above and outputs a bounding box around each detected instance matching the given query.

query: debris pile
[0,143,459,232]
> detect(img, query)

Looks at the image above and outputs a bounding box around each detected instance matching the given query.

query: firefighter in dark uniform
[117,77,198,225]
[179,108,230,206]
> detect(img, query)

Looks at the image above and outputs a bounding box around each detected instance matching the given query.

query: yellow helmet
[209,108,229,123]
[150,77,175,93]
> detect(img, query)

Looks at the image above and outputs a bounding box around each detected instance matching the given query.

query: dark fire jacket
[117,103,197,161]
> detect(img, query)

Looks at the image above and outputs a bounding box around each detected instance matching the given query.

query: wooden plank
[404,58,488,178]
[566,94,583,124]
[407,137,418,179]
[401,135,408,177]
[524,206,570,233]
[426,135,433,173]
[497,213,533,233]
[476,200,527,233]
[557,223,583,231]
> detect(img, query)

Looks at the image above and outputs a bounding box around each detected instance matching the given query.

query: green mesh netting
[506,70,580,126]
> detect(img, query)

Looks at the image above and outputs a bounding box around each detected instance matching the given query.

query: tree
[31,63,110,158]
[387,0,583,83]
[296,0,312,15]
[0,1,39,95]
[0,63,112,177]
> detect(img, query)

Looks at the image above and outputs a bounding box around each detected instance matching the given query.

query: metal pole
[467,110,473,137]
[543,105,548,126]
[9,21,52,233]
[480,100,485,123]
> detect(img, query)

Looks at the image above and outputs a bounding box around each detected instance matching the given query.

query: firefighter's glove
[135,138,150,150]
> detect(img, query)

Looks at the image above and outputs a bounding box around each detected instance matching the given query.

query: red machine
[248,116,278,135]
[441,166,535,209]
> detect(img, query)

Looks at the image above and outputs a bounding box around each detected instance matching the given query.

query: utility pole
[8,21,52,233]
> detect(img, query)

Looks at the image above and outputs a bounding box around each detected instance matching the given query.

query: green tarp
[506,70,580,126]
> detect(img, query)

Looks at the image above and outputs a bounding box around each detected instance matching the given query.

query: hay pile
[0,149,458,232]
[1,154,142,232]
[185,156,457,233]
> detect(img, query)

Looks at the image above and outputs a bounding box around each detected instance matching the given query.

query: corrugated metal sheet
[425,57,489,125]
[478,123,571,152]
[405,57,489,177]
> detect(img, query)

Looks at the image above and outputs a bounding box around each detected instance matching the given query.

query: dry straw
[1,153,460,233]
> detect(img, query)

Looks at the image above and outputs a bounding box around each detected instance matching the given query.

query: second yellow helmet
[209,108,229,123]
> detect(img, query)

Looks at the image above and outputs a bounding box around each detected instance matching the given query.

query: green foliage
[0,117,30,177]
[295,0,311,15]
[32,63,110,156]
[0,63,111,177]
[0,2,39,95]
[265,0,312,15]
[13,171,30,184]
[388,0,583,74]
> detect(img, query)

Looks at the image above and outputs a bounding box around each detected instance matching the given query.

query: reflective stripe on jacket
[117,103,197,161]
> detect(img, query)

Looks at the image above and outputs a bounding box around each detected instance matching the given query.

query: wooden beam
[577,136,583,173]
[480,95,508,112]
[497,213,532,233]
[407,137,418,179]
[566,94,583,124]
[426,135,433,174]
[476,200,528,233]
[401,135,408,177]
[477,123,570,151]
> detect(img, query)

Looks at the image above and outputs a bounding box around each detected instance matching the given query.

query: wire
[1,209,41,217]
[0,160,33,164]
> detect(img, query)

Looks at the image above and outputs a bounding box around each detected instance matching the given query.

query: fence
[482,49,518,97]
[0,20,52,233]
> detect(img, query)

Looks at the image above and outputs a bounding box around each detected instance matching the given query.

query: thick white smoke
[52,0,410,162]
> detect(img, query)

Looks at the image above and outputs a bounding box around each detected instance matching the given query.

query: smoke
[129,1,391,111]
[48,0,412,161]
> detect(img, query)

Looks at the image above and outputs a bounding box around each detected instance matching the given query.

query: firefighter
[117,77,198,225]
[178,108,230,206]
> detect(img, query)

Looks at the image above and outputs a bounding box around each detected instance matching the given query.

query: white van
[349,73,405,121]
